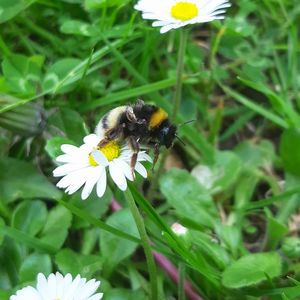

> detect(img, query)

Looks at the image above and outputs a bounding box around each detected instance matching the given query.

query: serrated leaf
[222,252,282,288]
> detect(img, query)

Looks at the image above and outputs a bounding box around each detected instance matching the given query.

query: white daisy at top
[53,134,151,200]
[10,272,103,300]
[134,0,231,33]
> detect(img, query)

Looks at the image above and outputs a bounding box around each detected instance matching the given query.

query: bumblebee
[95,100,177,174]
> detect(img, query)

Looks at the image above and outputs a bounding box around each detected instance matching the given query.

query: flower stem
[124,189,158,300]
[172,28,188,121]
[147,29,188,198]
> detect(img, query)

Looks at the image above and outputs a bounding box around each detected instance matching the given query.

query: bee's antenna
[178,119,196,127]
[175,134,186,146]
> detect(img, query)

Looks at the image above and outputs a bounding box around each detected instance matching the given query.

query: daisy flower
[10,272,103,300]
[134,0,231,33]
[53,134,152,200]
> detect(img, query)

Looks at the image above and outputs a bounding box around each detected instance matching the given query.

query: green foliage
[160,169,218,228]
[0,157,61,203]
[100,208,139,275]
[222,252,282,289]
[0,0,300,298]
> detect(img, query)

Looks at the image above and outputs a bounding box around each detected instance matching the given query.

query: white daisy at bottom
[10,272,103,300]
[53,134,152,200]
[134,0,231,33]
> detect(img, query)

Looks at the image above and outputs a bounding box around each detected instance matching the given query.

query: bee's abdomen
[95,106,128,138]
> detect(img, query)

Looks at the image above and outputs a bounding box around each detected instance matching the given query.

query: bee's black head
[158,124,177,148]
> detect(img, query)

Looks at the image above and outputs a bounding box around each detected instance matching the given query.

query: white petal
[77,279,100,299]
[96,168,107,198]
[135,162,148,178]
[55,272,64,298]
[61,144,80,155]
[36,273,49,299]
[109,161,127,191]
[57,168,91,195]
[91,150,109,166]
[10,286,41,300]
[53,162,89,177]
[47,273,57,299]
[137,152,152,163]
[83,134,100,147]
[114,159,133,181]
[88,293,104,300]
[81,167,102,200]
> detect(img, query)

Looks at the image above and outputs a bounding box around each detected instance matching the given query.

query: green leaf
[280,129,300,177]
[48,108,88,144]
[58,199,140,244]
[222,252,282,288]
[45,136,75,161]
[235,140,275,168]
[104,289,146,300]
[19,252,51,283]
[212,151,242,192]
[84,0,131,9]
[0,157,61,203]
[0,0,36,24]
[264,209,288,251]
[0,238,22,288]
[60,20,99,37]
[55,248,102,278]
[100,208,139,274]
[70,188,111,229]
[11,200,47,237]
[2,54,42,95]
[0,218,4,246]
[160,169,218,228]
[42,58,81,93]
[282,237,300,259]
[40,206,72,250]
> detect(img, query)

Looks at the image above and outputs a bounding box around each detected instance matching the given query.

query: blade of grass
[244,187,300,210]
[220,84,289,129]
[79,77,177,111]
[0,224,57,254]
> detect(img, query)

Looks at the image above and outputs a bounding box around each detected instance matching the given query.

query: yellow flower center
[89,141,121,166]
[170,2,198,21]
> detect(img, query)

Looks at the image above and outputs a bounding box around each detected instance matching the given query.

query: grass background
[0,0,300,299]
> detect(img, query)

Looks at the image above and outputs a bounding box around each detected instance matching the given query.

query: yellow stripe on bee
[149,108,168,129]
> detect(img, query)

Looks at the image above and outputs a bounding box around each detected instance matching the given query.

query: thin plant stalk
[172,28,188,121]
[148,28,188,197]
[124,189,158,300]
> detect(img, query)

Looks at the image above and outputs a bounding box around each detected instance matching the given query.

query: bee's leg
[128,136,139,179]
[97,126,123,148]
[152,143,160,170]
